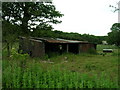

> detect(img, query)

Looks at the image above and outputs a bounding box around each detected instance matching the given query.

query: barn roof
[31,37,89,44]
[19,36,96,44]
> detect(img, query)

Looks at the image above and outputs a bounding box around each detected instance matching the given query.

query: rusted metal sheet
[79,43,96,53]
[31,40,45,57]
[19,37,32,54]
[19,37,45,57]
[31,37,89,44]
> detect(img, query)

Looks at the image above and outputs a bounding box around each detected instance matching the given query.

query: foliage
[107,23,120,46]
[2,2,63,35]
[2,61,119,88]
[10,48,29,60]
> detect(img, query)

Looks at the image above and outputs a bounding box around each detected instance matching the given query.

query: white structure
[102,41,108,45]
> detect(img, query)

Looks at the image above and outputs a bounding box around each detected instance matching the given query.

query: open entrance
[45,43,67,57]
[68,43,79,54]
[45,43,79,57]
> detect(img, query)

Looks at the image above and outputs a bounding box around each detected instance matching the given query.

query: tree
[2,2,63,36]
[107,23,120,46]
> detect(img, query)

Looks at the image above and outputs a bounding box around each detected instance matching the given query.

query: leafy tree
[111,23,120,30]
[2,2,63,35]
[107,23,120,46]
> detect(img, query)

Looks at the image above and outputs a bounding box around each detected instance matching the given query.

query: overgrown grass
[2,58,119,88]
[3,70,118,88]
[2,44,119,88]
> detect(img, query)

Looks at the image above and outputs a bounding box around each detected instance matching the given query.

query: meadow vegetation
[2,44,119,88]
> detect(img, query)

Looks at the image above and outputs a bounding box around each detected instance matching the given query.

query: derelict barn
[19,37,97,57]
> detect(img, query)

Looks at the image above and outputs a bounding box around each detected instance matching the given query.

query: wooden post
[78,44,80,54]
[67,44,69,53]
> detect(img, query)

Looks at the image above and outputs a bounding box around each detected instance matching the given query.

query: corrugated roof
[56,38,88,43]
[30,39,43,43]
[20,36,91,44]
[31,37,89,43]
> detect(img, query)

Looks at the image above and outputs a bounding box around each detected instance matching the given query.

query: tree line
[31,28,106,44]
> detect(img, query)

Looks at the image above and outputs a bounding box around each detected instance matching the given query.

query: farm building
[19,36,97,57]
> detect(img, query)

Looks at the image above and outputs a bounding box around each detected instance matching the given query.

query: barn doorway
[45,43,68,57]
[68,44,79,54]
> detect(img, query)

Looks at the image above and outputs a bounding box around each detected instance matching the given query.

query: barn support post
[78,44,80,54]
[67,44,69,53]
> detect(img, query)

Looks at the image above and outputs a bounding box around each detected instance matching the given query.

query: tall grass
[2,55,119,88]
[2,60,119,88]
[2,44,119,88]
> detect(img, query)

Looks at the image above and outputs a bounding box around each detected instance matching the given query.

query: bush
[10,48,29,60]
[87,48,97,54]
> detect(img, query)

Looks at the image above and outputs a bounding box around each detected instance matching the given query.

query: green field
[2,44,120,88]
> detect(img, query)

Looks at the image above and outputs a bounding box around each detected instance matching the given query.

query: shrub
[87,48,97,54]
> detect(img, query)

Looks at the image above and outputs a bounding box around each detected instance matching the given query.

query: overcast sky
[52,0,119,36]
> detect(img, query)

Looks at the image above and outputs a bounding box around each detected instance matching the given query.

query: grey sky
[52,0,119,36]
